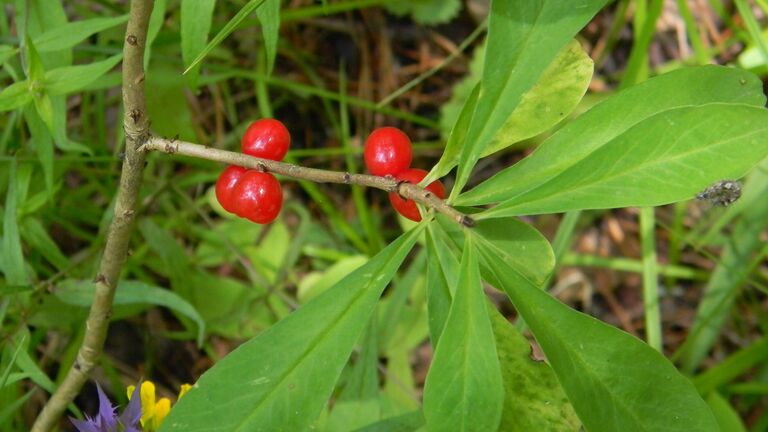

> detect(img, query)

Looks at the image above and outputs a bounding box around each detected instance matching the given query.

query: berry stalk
[141,136,475,227]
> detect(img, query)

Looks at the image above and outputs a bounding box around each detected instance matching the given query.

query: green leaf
[450,0,610,199]
[423,235,503,432]
[437,216,555,289]
[161,226,424,432]
[424,225,458,344]
[705,392,746,432]
[44,54,123,95]
[385,0,462,26]
[298,255,368,303]
[33,15,129,52]
[20,218,69,271]
[458,65,766,206]
[425,83,480,184]
[2,160,29,287]
[256,0,281,75]
[0,81,32,112]
[489,308,580,431]
[183,0,267,75]
[55,280,206,346]
[181,0,216,88]
[483,39,593,156]
[144,0,167,69]
[145,64,196,141]
[473,231,719,431]
[436,39,592,179]
[22,105,54,194]
[354,411,424,432]
[0,45,18,65]
[475,103,768,218]
[325,320,381,431]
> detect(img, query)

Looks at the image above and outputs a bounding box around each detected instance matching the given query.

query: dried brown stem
[141,136,475,227]
[31,1,154,430]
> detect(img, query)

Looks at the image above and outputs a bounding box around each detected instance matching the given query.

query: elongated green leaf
[21,218,69,271]
[181,0,216,88]
[424,224,458,344]
[0,81,32,112]
[161,226,424,432]
[2,161,28,287]
[473,231,718,431]
[438,216,554,288]
[256,0,280,75]
[705,392,746,432]
[23,106,54,194]
[354,411,424,432]
[434,39,592,182]
[475,103,768,218]
[33,15,128,52]
[425,83,480,184]
[184,0,267,74]
[144,0,166,69]
[0,45,18,65]
[44,54,123,95]
[325,319,381,431]
[450,0,610,199]
[489,308,580,431]
[55,280,206,346]
[458,65,766,206]
[423,235,503,432]
[484,39,592,156]
[385,0,462,26]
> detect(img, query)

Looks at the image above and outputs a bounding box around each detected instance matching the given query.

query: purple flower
[71,383,142,432]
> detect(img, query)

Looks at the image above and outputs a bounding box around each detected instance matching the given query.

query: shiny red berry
[215,165,247,213]
[389,168,446,222]
[230,170,283,224]
[363,127,413,176]
[241,118,291,161]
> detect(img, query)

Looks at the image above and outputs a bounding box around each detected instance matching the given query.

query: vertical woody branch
[31,1,154,430]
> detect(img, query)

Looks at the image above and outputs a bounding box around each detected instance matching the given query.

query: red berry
[388,168,446,222]
[241,118,291,161]
[363,127,413,176]
[215,165,247,213]
[230,170,283,224]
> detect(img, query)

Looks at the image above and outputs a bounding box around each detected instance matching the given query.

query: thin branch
[31,1,154,430]
[141,136,475,227]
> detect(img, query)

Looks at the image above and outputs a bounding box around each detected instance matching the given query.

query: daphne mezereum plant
[3,0,766,431]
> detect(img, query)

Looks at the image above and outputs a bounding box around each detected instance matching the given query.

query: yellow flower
[127,381,191,432]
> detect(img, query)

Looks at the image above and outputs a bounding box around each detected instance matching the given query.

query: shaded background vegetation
[1,0,767,430]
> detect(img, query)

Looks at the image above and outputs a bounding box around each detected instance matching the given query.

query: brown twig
[141,136,475,227]
[31,1,154,430]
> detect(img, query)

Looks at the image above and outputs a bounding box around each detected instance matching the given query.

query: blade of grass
[184,0,267,75]
[693,337,768,394]
[561,254,709,280]
[734,0,768,65]
[620,0,664,87]
[640,206,661,351]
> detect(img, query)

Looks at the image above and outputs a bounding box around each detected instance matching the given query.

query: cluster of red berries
[363,127,446,222]
[215,119,290,224]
